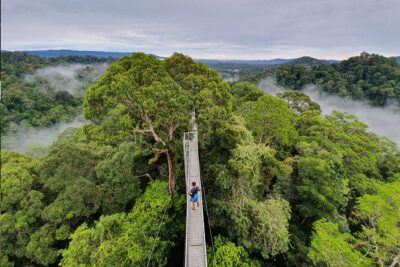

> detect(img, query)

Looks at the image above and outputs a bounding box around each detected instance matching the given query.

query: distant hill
[22,49,134,58]
[388,56,400,64]
[198,57,339,68]
[285,56,339,67]
[196,58,291,65]
[19,50,344,67]
[20,50,292,65]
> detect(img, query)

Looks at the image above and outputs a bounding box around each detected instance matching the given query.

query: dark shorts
[191,193,199,202]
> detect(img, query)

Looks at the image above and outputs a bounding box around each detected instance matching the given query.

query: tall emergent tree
[84,52,228,192]
[2,51,399,266]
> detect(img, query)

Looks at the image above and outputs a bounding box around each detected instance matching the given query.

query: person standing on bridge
[189,181,200,210]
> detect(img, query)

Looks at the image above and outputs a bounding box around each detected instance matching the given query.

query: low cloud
[3,63,107,154]
[25,63,108,95]
[2,116,87,153]
[221,73,240,83]
[259,77,285,95]
[259,78,400,146]
[303,85,400,145]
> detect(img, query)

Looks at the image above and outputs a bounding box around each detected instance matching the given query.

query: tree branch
[135,108,166,146]
[390,254,400,267]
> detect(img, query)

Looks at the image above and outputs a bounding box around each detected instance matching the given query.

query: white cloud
[2,0,400,59]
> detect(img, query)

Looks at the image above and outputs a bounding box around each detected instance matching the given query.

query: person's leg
[197,200,199,207]
[192,201,195,210]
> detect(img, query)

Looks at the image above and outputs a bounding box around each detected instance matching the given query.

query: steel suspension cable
[146,203,170,267]
[200,179,215,252]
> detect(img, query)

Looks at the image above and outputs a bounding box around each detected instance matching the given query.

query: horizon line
[2,48,398,61]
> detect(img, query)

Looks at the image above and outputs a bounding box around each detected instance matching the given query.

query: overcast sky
[2,0,399,59]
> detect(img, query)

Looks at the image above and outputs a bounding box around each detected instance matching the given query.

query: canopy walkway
[183,113,207,267]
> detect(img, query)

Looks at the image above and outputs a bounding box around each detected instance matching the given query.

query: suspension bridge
[183,113,208,267]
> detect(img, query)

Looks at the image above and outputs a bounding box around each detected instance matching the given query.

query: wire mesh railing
[183,114,207,267]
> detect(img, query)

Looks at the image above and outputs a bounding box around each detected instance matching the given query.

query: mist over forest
[2,63,107,152]
[259,77,400,146]
[1,53,110,152]
[25,63,109,95]
[2,53,400,153]
[1,51,399,267]
[2,116,87,152]
[2,0,400,265]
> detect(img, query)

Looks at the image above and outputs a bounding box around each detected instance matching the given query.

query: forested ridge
[274,52,400,106]
[1,53,400,266]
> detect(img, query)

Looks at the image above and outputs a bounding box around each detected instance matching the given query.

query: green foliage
[275,52,400,106]
[212,134,292,259]
[308,180,400,266]
[83,104,133,146]
[230,81,264,106]
[0,151,44,264]
[308,220,371,266]
[1,51,110,135]
[26,224,60,265]
[1,51,399,266]
[0,129,151,265]
[208,236,259,267]
[237,197,291,258]
[275,108,399,266]
[83,52,230,192]
[277,91,321,114]
[275,64,311,90]
[61,180,182,267]
[237,94,298,155]
[0,256,13,267]
[295,156,350,221]
[353,180,400,266]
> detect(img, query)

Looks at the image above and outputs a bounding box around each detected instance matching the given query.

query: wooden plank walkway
[184,126,207,267]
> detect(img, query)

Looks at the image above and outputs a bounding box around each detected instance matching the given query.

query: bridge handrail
[183,116,207,267]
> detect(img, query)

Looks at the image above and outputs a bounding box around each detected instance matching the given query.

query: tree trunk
[166,150,175,193]
[390,254,400,267]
